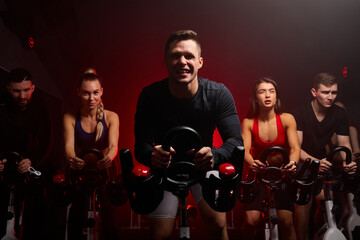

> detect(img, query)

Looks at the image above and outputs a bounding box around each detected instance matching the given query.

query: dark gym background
[1,0,359,239]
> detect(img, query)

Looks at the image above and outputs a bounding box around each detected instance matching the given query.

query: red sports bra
[250,114,288,161]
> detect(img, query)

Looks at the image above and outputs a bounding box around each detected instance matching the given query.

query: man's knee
[279,215,294,231]
[149,218,175,240]
[198,199,226,228]
[206,212,227,231]
[295,201,312,216]
[245,211,260,227]
[151,230,173,240]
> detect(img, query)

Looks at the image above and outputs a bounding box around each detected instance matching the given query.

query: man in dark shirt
[0,68,52,239]
[134,30,243,240]
[348,103,360,154]
[293,72,357,240]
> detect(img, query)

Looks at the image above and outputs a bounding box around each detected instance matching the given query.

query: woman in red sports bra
[241,78,300,240]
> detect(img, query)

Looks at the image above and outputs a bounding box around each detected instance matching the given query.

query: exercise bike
[120,149,164,216]
[161,126,203,240]
[314,146,353,240]
[240,146,319,240]
[0,152,41,240]
[164,126,244,239]
[346,190,360,240]
[121,126,242,240]
[67,149,108,240]
[257,146,291,240]
[202,144,244,213]
[345,153,360,240]
[53,148,127,240]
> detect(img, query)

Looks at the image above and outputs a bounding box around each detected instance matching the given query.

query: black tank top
[74,111,108,150]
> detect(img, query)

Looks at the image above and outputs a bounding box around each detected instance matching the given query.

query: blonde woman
[63,68,119,239]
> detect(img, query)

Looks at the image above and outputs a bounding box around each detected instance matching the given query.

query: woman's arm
[242,118,266,173]
[64,113,85,170]
[97,110,119,170]
[282,113,301,174]
[242,118,254,166]
[64,113,76,161]
[282,113,300,164]
[105,110,119,161]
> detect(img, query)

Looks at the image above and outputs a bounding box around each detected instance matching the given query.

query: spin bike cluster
[2,127,360,240]
[120,127,360,240]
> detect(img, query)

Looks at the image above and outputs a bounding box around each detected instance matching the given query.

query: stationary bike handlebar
[72,148,108,189]
[260,146,290,164]
[0,152,23,161]
[77,148,104,164]
[0,152,42,185]
[0,152,23,173]
[326,146,352,165]
[259,146,289,186]
[162,126,202,153]
[323,146,353,193]
[296,158,311,179]
[295,158,320,184]
[162,126,202,188]
[312,147,351,240]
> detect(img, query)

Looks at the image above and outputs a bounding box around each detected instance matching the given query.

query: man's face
[7,80,35,109]
[311,83,338,108]
[165,39,203,85]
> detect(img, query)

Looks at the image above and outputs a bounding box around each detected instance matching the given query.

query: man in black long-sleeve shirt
[0,68,52,239]
[134,30,243,240]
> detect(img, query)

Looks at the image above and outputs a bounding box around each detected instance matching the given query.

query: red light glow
[343,66,348,78]
[28,37,34,48]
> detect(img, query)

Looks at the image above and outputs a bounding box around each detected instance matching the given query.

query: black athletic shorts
[244,179,295,212]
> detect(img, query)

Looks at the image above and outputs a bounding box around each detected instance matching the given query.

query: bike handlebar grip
[326,146,352,165]
[120,149,134,174]
[219,163,236,179]
[297,158,311,179]
[230,146,245,174]
[310,160,320,180]
[131,165,151,180]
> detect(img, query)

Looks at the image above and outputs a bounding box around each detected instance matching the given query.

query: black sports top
[74,111,108,150]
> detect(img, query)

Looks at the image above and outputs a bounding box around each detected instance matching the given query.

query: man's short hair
[313,72,337,90]
[165,30,201,57]
[8,68,33,84]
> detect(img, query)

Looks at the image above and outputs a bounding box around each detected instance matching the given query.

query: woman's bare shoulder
[64,111,76,122]
[280,113,296,126]
[63,112,77,130]
[242,118,254,128]
[104,109,119,122]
